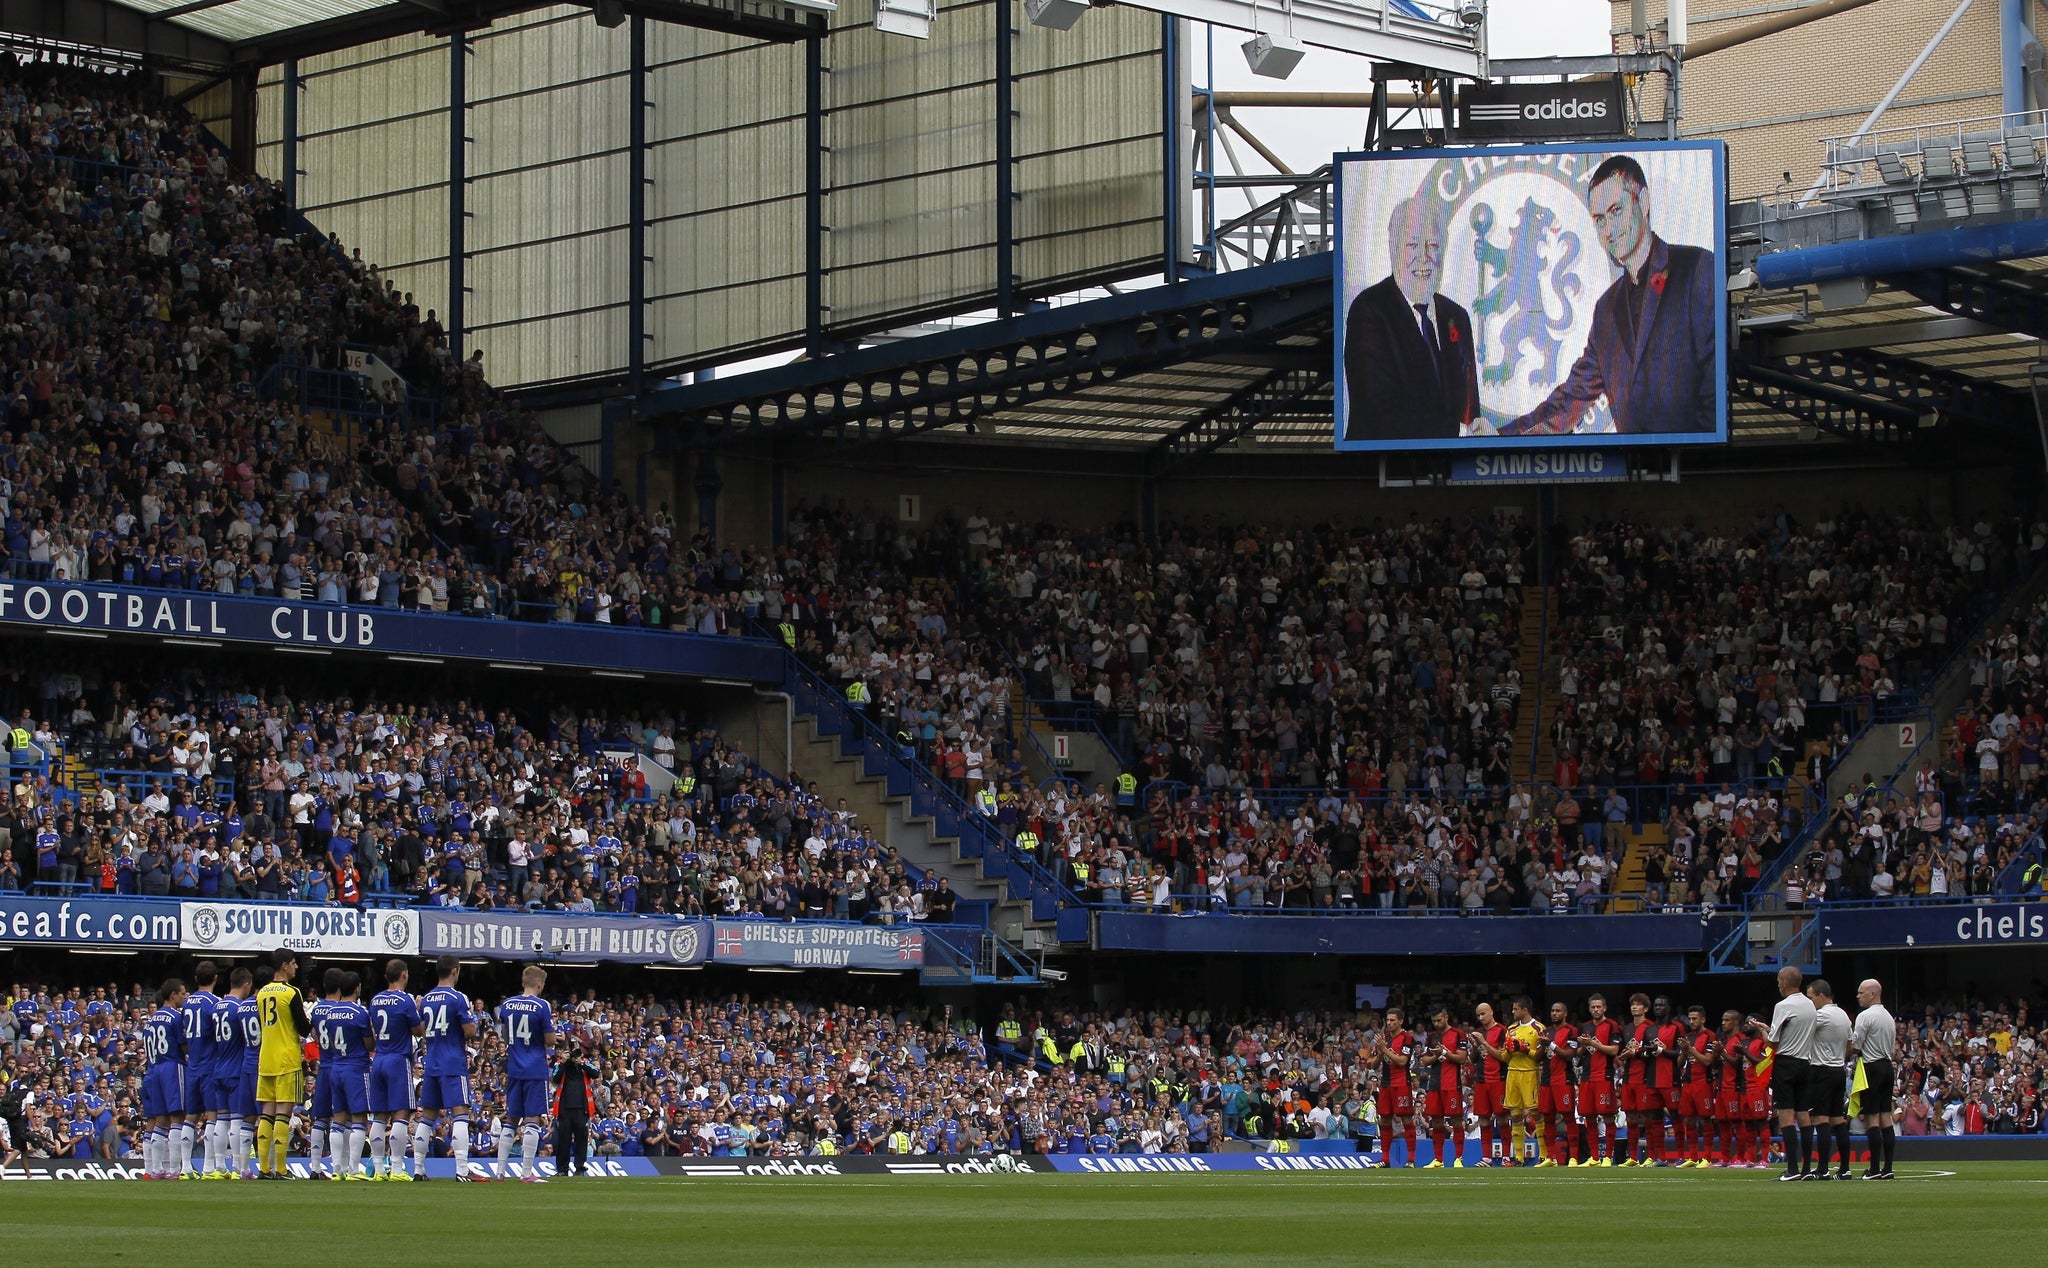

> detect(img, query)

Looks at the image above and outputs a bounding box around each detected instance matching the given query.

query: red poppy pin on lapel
[1650,270,1669,295]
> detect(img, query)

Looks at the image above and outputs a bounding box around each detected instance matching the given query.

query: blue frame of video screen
[1331,139,1728,454]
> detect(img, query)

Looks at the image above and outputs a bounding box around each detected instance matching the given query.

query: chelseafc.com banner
[1331,139,1728,453]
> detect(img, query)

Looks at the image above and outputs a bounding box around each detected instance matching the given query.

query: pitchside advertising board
[1332,139,1728,455]
[180,902,419,956]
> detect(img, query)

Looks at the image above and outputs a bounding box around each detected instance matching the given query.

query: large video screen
[1332,140,1727,452]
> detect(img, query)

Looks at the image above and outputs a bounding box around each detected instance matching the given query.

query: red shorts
[1715,1092,1744,1121]
[1621,1082,1651,1113]
[1577,1081,1616,1116]
[1537,1083,1574,1117]
[1471,1081,1505,1117]
[1676,1083,1713,1120]
[1424,1089,1463,1120]
[1744,1091,1772,1121]
[1377,1086,1414,1120]
[1643,1086,1674,1113]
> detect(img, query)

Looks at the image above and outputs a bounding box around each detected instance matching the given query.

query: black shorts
[1860,1059,1895,1117]
[1806,1064,1847,1118]
[1769,1055,1810,1111]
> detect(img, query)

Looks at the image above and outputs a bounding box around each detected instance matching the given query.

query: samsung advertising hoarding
[1332,140,1728,453]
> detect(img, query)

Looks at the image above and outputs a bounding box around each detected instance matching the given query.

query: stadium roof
[632,247,2048,467]
[31,0,816,67]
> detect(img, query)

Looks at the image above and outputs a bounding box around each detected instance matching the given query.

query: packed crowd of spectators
[1547,511,2015,800]
[1892,996,2047,1135]
[0,647,963,926]
[0,59,748,633]
[6,975,2044,1167]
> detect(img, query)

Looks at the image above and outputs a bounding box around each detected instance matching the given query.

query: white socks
[144,1129,162,1175]
[205,1120,224,1173]
[369,1121,388,1175]
[347,1125,366,1177]
[412,1119,431,1176]
[521,1125,542,1177]
[496,1125,514,1176]
[452,1119,470,1172]
[329,1127,346,1177]
[391,1120,414,1175]
[175,1122,194,1174]
[234,1119,252,1173]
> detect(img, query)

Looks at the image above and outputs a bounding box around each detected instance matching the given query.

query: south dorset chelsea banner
[181,902,420,956]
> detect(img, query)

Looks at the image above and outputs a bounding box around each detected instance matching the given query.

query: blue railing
[89,768,236,806]
[1082,892,1732,917]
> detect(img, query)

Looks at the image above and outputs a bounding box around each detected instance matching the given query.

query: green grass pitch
[2,1166,2036,1263]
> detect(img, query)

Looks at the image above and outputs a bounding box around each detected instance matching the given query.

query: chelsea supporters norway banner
[180,902,419,956]
[712,920,926,969]
[418,910,708,965]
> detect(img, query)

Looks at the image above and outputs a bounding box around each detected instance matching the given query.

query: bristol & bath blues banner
[418,910,708,965]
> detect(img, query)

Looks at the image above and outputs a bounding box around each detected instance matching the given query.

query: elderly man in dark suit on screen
[1342,194,1480,442]
[1490,154,1716,437]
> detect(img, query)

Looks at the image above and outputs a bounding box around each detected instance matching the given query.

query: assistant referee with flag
[1851,978,1897,1180]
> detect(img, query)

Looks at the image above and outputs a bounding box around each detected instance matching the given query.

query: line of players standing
[138,950,559,1182]
[1360,976,1898,1178]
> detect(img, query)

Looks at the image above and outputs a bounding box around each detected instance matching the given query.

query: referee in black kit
[1804,979,1853,1179]
[1852,978,1898,1180]
[1766,965,1818,1180]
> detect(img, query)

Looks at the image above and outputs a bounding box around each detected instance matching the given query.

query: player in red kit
[1675,1005,1717,1166]
[1374,1007,1419,1168]
[1577,992,1622,1165]
[1468,1001,1510,1166]
[1741,1017,1777,1168]
[1421,1005,1469,1168]
[1535,1001,1579,1167]
[1646,996,1684,1166]
[1712,1009,1747,1167]
[1619,993,1655,1165]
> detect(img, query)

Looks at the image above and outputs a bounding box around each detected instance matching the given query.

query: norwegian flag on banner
[716,927,747,959]
[897,931,924,965]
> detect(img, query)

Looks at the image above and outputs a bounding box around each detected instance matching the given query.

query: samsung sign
[0,579,783,682]
[1458,81,1630,141]
[1449,452,1628,484]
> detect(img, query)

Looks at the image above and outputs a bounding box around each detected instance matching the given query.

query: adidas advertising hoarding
[1457,81,1629,141]
[1332,140,1728,454]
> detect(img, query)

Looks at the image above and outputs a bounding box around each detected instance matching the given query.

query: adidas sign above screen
[1457,81,1627,140]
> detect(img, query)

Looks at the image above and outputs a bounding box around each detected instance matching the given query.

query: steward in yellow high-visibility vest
[777,621,796,647]
[976,787,998,816]
[1116,772,1137,804]
[845,679,870,707]
[995,1017,1022,1045]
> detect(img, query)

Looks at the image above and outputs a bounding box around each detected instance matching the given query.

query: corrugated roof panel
[119,0,392,43]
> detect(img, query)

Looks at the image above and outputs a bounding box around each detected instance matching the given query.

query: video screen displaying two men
[1333,141,1727,451]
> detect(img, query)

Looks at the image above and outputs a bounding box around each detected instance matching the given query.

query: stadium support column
[805,30,827,355]
[694,451,722,537]
[1162,13,1182,284]
[281,60,300,211]
[995,0,1016,316]
[449,32,469,361]
[1537,484,1558,585]
[628,16,649,401]
[229,67,257,174]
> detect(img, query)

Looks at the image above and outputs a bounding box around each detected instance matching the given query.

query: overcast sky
[1204,0,1614,173]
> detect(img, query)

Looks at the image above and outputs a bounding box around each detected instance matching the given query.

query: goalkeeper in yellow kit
[255,948,313,1179]
[1503,996,1544,1166]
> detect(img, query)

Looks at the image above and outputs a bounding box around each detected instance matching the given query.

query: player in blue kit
[313,970,375,1181]
[204,966,251,1179]
[140,979,188,1180]
[306,969,344,1177]
[494,965,554,1182]
[219,966,257,1178]
[368,958,425,1181]
[180,962,222,1178]
[419,955,488,1181]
